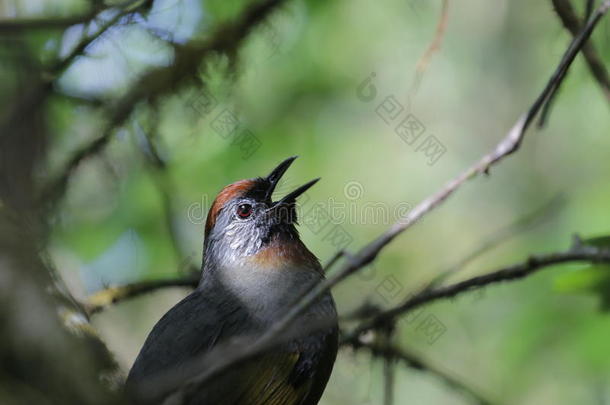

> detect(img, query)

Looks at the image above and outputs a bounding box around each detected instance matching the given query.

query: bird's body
[127,157,338,405]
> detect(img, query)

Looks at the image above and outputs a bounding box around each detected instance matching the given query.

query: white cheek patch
[219,219,264,258]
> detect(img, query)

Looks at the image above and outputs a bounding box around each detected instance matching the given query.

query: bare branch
[539,0,610,127]
[381,327,396,405]
[555,0,610,95]
[409,0,450,97]
[342,194,565,323]
[133,114,187,267]
[0,1,148,157]
[49,9,134,78]
[87,249,343,317]
[85,272,199,315]
[425,193,565,289]
[585,0,596,20]
[0,0,154,33]
[40,0,289,204]
[0,10,98,32]
[343,242,610,341]
[354,342,498,405]
[323,249,347,272]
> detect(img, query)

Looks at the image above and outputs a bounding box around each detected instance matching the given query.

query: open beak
[264,156,320,214]
[264,156,298,202]
[272,178,320,207]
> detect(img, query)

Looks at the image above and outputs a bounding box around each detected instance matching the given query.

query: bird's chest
[214,264,318,321]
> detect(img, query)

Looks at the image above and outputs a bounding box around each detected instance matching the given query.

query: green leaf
[581,235,610,249]
[554,234,610,310]
[554,265,610,311]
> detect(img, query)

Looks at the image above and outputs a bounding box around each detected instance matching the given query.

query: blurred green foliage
[3,0,610,403]
[555,236,610,310]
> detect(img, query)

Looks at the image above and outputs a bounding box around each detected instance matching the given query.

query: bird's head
[203,156,319,270]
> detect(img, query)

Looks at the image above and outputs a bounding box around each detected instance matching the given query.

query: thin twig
[134,115,186,267]
[539,0,610,127]
[355,342,497,405]
[0,1,146,153]
[426,193,565,289]
[586,0,596,19]
[53,91,105,107]
[0,10,98,32]
[343,194,564,323]
[343,244,610,341]
[409,0,450,97]
[381,327,396,405]
[323,249,346,272]
[49,7,137,78]
[85,272,199,315]
[40,0,288,205]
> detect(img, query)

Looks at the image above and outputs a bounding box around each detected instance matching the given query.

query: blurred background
[1,0,610,404]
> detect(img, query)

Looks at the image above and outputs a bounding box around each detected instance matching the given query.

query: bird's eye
[236,203,253,219]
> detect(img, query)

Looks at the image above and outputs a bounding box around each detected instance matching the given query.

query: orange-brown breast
[249,238,321,272]
[205,179,257,239]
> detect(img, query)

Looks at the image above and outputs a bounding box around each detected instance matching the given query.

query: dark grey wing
[126,289,248,391]
[127,289,338,405]
[297,326,339,405]
[288,293,339,405]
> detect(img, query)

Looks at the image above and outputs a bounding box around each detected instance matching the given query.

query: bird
[126,156,338,405]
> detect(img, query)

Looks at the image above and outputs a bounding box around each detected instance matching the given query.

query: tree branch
[425,193,565,289]
[409,0,450,98]
[49,8,137,78]
[134,114,187,268]
[585,0,596,19]
[343,242,610,342]
[86,237,344,316]
[381,327,396,405]
[353,341,498,405]
[539,0,610,127]
[554,0,610,98]
[0,10,98,33]
[85,272,199,315]
[40,0,288,204]
[0,1,147,157]
[0,0,154,33]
